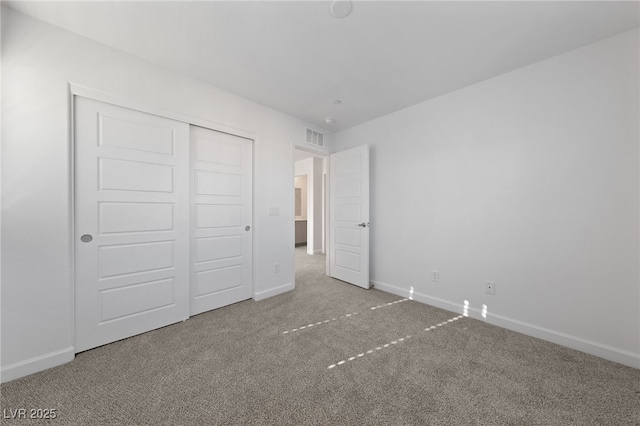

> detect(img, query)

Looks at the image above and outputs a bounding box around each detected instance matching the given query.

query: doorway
[293,148,328,275]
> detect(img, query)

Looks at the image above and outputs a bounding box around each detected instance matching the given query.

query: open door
[329,145,370,288]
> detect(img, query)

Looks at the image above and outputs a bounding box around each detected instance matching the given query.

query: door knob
[245,226,251,231]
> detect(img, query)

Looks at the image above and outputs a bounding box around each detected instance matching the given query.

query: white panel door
[190,126,252,316]
[75,97,190,352]
[329,145,370,288]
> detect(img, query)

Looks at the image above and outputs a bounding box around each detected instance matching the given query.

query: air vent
[306,128,324,147]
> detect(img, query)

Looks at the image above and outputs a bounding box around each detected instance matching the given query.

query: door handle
[357,222,369,228]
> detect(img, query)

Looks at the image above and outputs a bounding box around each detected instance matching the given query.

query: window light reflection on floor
[328,314,465,370]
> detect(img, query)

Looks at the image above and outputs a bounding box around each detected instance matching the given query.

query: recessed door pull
[80,234,93,243]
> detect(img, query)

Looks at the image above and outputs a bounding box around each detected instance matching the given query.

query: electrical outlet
[485,281,496,295]
[431,270,439,282]
[274,263,280,273]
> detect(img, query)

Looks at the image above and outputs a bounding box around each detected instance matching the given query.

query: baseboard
[253,282,294,301]
[307,249,323,255]
[1,347,75,383]
[371,280,640,369]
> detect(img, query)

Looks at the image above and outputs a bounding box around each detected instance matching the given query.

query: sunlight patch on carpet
[328,335,412,369]
[282,312,359,334]
[369,298,408,310]
[328,314,465,370]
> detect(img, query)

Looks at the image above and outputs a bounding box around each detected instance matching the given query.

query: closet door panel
[75,97,190,352]
[190,126,253,315]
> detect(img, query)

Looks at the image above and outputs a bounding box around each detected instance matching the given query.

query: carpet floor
[1,246,639,425]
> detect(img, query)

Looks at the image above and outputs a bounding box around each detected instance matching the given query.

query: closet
[74,97,252,352]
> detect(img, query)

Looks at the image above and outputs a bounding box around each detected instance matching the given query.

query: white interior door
[75,97,190,352]
[190,126,253,316]
[329,145,370,288]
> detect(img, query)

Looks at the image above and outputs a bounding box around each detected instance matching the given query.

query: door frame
[291,144,330,288]
[68,83,258,349]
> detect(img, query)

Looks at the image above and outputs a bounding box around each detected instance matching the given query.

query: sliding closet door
[190,126,253,316]
[75,97,190,352]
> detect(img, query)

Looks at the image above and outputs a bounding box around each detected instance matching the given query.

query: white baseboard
[307,249,323,255]
[253,282,294,301]
[1,347,75,383]
[371,280,640,369]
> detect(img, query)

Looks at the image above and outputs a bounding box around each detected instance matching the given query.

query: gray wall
[1,7,333,381]
[335,29,639,367]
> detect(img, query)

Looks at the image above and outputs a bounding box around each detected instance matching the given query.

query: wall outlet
[485,281,496,295]
[268,207,280,216]
[431,270,439,282]
[274,263,280,273]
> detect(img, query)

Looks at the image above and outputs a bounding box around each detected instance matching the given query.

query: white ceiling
[5,1,638,132]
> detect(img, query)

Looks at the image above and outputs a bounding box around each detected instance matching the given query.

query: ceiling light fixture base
[329,0,353,19]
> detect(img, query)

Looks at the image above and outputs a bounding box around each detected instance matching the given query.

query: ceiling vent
[306,128,324,147]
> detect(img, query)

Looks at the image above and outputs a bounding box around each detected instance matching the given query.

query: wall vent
[306,128,324,147]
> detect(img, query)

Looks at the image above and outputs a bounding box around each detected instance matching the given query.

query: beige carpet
[1,246,639,425]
